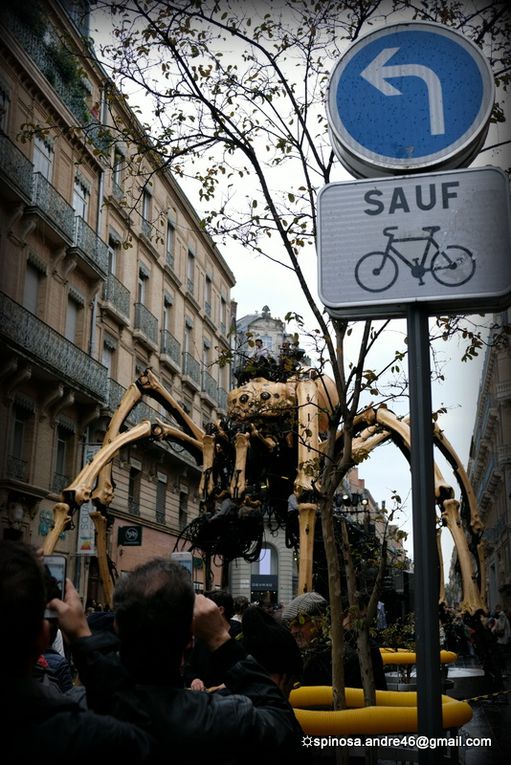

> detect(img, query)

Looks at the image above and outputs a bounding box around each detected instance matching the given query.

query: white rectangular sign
[317,166,511,319]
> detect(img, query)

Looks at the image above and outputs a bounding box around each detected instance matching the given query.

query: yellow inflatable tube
[379,648,457,666]
[290,686,472,736]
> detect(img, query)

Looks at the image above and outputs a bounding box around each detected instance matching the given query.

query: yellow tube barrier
[289,686,472,736]
[379,648,458,666]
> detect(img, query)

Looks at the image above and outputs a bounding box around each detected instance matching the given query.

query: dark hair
[205,589,234,621]
[114,558,195,683]
[0,541,46,675]
[233,595,249,616]
[242,606,302,681]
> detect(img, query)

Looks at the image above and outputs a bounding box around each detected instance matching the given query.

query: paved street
[447,657,511,765]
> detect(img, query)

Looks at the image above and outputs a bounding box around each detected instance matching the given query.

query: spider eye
[240,394,249,404]
[261,391,271,400]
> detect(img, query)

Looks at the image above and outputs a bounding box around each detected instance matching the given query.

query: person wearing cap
[281,592,332,685]
[282,592,386,690]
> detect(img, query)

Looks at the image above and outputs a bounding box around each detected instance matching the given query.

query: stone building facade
[465,309,511,612]
[0,0,234,601]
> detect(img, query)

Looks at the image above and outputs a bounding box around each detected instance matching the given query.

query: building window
[0,84,10,132]
[33,135,53,180]
[53,425,72,493]
[112,148,124,196]
[163,294,173,333]
[179,491,188,531]
[23,263,42,315]
[187,250,195,293]
[166,219,175,268]
[128,466,141,516]
[156,475,166,524]
[204,276,212,317]
[141,188,152,236]
[220,297,227,335]
[203,339,211,368]
[184,321,193,356]
[108,234,121,275]
[138,266,149,305]
[8,406,29,481]
[65,295,81,344]
[102,335,117,378]
[73,177,89,220]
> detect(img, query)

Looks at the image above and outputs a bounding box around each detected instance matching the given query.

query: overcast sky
[90,4,510,571]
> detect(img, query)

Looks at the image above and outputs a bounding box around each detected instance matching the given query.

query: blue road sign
[327,22,495,177]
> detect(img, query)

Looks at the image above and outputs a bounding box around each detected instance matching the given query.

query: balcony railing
[0,133,33,201]
[106,378,170,428]
[52,472,71,493]
[182,352,201,386]
[156,509,165,525]
[202,370,217,402]
[30,172,75,243]
[0,292,108,401]
[6,455,28,482]
[72,216,109,277]
[497,380,511,401]
[217,387,228,412]
[160,329,181,367]
[134,303,158,346]
[128,499,140,517]
[102,273,130,321]
[106,378,126,413]
[1,10,90,126]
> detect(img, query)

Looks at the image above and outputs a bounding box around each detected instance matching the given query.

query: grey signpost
[321,20,506,763]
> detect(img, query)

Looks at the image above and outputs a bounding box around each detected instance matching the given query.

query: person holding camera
[52,556,303,765]
[0,540,153,763]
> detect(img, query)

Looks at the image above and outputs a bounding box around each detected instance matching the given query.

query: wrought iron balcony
[134,303,158,347]
[156,509,166,525]
[217,387,228,412]
[106,378,125,413]
[30,173,75,244]
[202,370,218,403]
[6,455,28,482]
[0,292,108,402]
[52,472,71,493]
[1,9,91,127]
[71,216,108,278]
[128,499,140,517]
[182,352,201,387]
[0,133,33,202]
[160,330,181,368]
[102,273,130,322]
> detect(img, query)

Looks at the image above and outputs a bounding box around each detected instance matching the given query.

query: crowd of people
[2,539,510,762]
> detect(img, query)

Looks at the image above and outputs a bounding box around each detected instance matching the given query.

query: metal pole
[407,304,443,763]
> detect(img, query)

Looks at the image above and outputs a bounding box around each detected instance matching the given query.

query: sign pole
[407,304,443,762]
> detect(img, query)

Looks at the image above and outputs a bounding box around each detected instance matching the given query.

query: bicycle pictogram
[354,225,476,293]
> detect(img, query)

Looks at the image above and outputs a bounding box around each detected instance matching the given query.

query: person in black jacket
[184,589,241,690]
[0,540,152,764]
[53,557,304,765]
